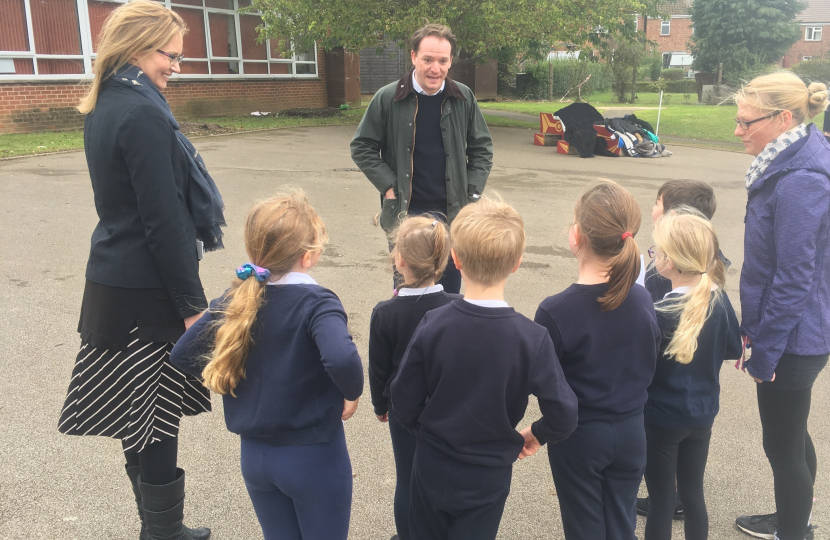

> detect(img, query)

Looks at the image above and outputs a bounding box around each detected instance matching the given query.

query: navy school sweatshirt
[644,290,742,429]
[369,290,462,416]
[391,300,578,467]
[533,283,661,424]
[170,284,364,446]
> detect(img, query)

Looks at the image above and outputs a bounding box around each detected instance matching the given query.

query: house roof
[661,0,693,17]
[797,0,830,23]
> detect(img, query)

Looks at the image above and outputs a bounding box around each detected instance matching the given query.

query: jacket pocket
[379,197,402,232]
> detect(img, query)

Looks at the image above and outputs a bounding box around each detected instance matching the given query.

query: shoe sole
[735,523,774,540]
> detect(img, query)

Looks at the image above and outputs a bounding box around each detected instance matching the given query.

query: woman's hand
[518,426,542,460]
[376,413,388,423]
[342,398,359,420]
[183,312,204,330]
[750,372,776,384]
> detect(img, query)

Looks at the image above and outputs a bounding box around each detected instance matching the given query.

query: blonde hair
[653,211,722,365]
[390,216,451,289]
[733,71,829,125]
[574,181,642,311]
[450,196,525,287]
[78,1,187,114]
[202,192,328,396]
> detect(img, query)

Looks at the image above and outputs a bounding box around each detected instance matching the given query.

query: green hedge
[791,60,830,84]
[661,68,687,81]
[637,79,696,93]
[517,59,612,100]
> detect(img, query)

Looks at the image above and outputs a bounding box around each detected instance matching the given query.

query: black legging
[757,384,817,540]
[123,436,178,485]
[644,425,711,540]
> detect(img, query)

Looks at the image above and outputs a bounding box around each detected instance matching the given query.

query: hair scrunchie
[236,263,271,282]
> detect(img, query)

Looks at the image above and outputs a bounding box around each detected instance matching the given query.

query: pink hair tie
[621,232,633,240]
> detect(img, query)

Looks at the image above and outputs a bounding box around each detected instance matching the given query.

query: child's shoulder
[372,291,462,314]
[538,283,593,312]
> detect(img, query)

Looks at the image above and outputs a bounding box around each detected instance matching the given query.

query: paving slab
[1,125,827,540]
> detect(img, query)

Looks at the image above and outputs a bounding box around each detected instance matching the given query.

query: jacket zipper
[408,95,417,213]
[441,95,448,217]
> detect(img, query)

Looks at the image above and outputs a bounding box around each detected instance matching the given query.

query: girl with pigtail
[368,215,461,540]
[643,210,742,540]
[527,181,660,540]
[170,193,364,540]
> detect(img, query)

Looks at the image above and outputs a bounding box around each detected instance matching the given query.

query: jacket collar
[750,124,830,193]
[393,69,467,102]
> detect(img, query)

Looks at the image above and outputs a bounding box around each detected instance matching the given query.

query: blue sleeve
[390,317,430,432]
[368,306,394,415]
[309,294,364,401]
[748,174,830,381]
[529,334,578,446]
[723,295,743,361]
[534,306,565,360]
[169,301,220,378]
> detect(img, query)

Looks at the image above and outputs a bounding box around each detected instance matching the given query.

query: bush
[648,54,662,81]
[637,79,696,93]
[662,68,686,81]
[725,62,779,86]
[791,60,830,84]
[515,58,612,100]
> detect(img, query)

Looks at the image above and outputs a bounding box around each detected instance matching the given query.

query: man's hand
[376,413,388,423]
[384,188,397,199]
[518,426,542,460]
[342,398,359,420]
[184,312,204,330]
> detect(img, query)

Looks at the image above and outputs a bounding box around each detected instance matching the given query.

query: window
[805,27,822,41]
[662,52,671,69]
[803,56,814,61]
[661,19,671,36]
[0,0,318,79]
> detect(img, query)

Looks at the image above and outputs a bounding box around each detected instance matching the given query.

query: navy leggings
[548,413,647,540]
[389,413,417,540]
[240,425,353,540]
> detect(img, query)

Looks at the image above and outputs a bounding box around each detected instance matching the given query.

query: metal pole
[656,90,664,135]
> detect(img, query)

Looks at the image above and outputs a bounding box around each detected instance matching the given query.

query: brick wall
[637,16,694,53]
[0,47,328,134]
[782,26,830,67]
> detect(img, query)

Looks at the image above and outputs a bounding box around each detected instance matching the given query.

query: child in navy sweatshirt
[391,197,578,540]
[521,181,661,540]
[643,211,741,540]
[369,215,461,540]
[170,193,363,540]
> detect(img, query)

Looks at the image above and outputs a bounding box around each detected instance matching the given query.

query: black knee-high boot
[125,465,149,540]
[138,468,210,540]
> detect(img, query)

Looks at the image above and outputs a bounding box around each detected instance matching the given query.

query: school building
[0,0,356,134]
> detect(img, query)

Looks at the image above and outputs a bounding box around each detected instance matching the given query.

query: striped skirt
[58,328,211,453]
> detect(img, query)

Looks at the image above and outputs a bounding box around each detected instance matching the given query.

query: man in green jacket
[350,23,493,293]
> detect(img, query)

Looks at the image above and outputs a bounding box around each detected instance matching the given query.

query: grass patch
[0,131,85,158]
[481,114,537,129]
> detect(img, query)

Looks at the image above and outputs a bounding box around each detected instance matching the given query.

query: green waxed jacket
[350,70,493,231]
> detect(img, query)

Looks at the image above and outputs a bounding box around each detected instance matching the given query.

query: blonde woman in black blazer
[57,3,223,539]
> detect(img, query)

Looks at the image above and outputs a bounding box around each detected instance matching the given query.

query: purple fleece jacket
[741,124,830,381]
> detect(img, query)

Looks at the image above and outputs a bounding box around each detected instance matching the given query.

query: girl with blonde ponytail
[532,181,661,540]
[368,215,459,540]
[643,211,741,540]
[171,193,364,540]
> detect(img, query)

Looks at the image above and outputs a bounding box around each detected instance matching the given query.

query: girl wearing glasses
[58,2,223,539]
[733,72,830,540]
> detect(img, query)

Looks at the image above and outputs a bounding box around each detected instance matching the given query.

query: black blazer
[83,79,207,322]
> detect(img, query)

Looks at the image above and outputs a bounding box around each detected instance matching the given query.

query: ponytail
[574,181,642,311]
[202,277,267,396]
[653,211,722,364]
[391,216,451,290]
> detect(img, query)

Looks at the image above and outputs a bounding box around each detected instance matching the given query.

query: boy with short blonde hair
[391,197,578,540]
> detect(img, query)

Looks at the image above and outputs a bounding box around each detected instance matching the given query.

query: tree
[690,0,806,77]
[249,0,650,60]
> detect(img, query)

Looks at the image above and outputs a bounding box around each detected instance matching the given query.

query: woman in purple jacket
[733,72,830,540]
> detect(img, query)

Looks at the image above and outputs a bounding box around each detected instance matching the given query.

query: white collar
[398,284,444,296]
[412,71,445,96]
[663,286,691,299]
[268,272,318,286]
[463,299,510,308]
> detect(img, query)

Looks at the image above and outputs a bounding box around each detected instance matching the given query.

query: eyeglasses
[735,110,780,130]
[647,246,656,259]
[157,49,185,65]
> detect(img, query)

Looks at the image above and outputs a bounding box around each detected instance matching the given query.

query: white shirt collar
[398,284,444,296]
[412,71,445,96]
[268,272,318,286]
[463,299,510,308]
[663,286,691,299]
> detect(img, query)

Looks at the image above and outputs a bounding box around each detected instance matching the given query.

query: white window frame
[0,0,318,81]
[805,27,823,41]
[660,19,671,36]
[803,56,814,61]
